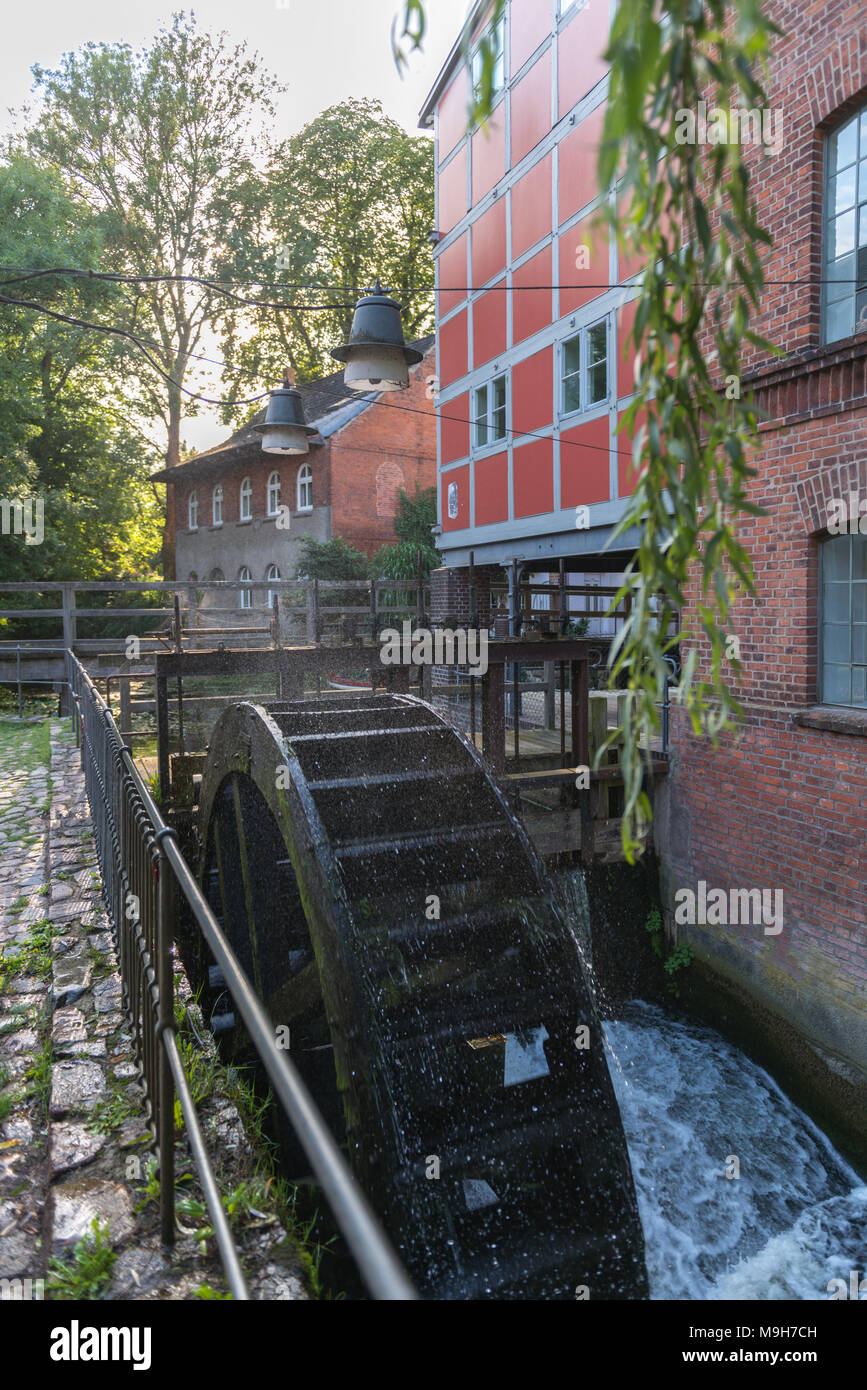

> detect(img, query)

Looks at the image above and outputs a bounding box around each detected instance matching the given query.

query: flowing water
[604,1001,867,1300]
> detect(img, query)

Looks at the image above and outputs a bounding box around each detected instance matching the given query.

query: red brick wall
[328,351,437,557]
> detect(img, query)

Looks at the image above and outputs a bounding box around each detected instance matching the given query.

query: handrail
[68,650,416,1302]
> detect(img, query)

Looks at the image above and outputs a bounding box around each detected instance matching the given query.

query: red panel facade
[510,48,551,166]
[510,0,550,75]
[471,115,505,205]
[438,70,467,161]
[441,464,470,531]
[471,199,507,286]
[512,345,553,437]
[513,245,553,345]
[472,281,508,367]
[475,451,509,525]
[441,392,470,465]
[512,153,552,258]
[438,234,468,316]
[439,309,468,388]
[560,415,610,507]
[438,148,467,235]
[513,436,553,517]
[558,215,608,316]
[558,103,605,225]
[557,1,610,118]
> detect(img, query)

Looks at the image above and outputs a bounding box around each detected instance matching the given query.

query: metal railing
[68,651,416,1301]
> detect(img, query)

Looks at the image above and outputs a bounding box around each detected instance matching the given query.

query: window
[238,566,252,609]
[297,462,313,511]
[823,104,867,343]
[188,490,198,530]
[472,374,507,449]
[266,564,280,608]
[209,567,224,582]
[239,476,252,521]
[472,14,505,106]
[267,470,281,516]
[820,534,867,707]
[212,485,223,527]
[560,318,609,416]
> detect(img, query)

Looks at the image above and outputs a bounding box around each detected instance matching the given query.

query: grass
[0,1063,13,1122]
[24,1031,53,1119]
[86,1089,140,1135]
[46,1218,117,1300]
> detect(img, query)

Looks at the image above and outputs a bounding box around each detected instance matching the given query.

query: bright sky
[2,0,469,451]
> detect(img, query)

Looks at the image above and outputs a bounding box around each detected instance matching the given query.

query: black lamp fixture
[252,369,317,455]
[330,280,422,391]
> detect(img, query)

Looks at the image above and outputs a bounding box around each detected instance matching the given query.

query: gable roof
[151,336,435,484]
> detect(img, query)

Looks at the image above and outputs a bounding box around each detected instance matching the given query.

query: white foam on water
[604,1001,866,1301]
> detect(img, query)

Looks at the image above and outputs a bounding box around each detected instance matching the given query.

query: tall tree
[24,12,281,572]
[217,98,434,415]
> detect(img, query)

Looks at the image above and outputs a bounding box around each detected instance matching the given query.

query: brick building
[420,0,867,1137]
[153,339,435,600]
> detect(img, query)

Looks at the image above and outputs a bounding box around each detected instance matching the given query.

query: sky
[2,0,470,450]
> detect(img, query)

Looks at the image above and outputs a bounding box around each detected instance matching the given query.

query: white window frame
[266,563,280,609]
[239,476,252,521]
[188,490,198,531]
[267,470,281,517]
[212,484,223,527]
[559,316,610,420]
[238,566,252,609]
[297,462,313,512]
[471,373,508,452]
[822,103,867,344]
[471,12,505,108]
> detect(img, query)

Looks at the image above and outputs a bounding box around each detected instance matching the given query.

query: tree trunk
[161,383,182,579]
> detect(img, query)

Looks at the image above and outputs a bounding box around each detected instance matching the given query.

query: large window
[188,490,198,530]
[561,319,609,417]
[238,566,252,609]
[471,14,505,106]
[239,477,252,521]
[297,463,313,511]
[821,534,867,707]
[267,470,281,517]
[266,564,280,608]
[472,374,507,448]
[212,484,223,526]
[823,104,867,343]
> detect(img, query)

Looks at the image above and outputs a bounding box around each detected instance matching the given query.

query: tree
[295,536,370,583]
[24,12,281,572]
[371,486,439,581]
[216,99,434,414]
[0,155,162,627]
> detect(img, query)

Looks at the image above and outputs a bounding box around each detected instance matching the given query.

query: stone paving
[0,717,307,1300]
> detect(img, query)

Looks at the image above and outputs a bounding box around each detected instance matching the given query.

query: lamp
[253,370,317,454]
[330,280,422,391]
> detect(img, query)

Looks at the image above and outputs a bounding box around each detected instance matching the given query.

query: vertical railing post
[16,644,22,718]
[156,831,175,1246]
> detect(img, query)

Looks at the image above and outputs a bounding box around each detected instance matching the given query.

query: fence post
[60,585,76,716]
[306,580,316,644]
[15,644,22,718]
[156,832,176,1246]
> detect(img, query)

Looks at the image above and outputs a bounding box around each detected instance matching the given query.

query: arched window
[239,476,252,521]
[238,566,252,609]
[266,563,280,608]
[823,102,867,342]
[297,463,313,512]
[212,484,223,526]
[267,471,281,517]
[188,571,198,583]
[188,490,198,530]
[209,567,225,582]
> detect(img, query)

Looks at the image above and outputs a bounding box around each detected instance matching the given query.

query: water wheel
[196,691,647,1299]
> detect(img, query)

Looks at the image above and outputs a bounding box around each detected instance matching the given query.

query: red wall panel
[439,308,468,387]
[471,198,507,287]
[438,234,468,316]
[558,215,608,315]
[513,245,553,345]
[513,437,554,517]
[561,414,611,507]
[617,406,647,498]
[475,450,509,525]
[510,50,552,166]
[510,0,551,74]
[558,1,610,118]
[438,148,467,235]
[472,114,505,205]
[438,70,467,162]
[558,103,604,225]
[441,392,469,464]
[512,153,552,258]
[618,297,638,398]
[512,346,553,436]
[472,280,508,367]
[442,464,470,531]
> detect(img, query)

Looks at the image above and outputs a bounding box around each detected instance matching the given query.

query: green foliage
[645,904,694,994]
[295,536,370,582]
[47,1218,117,1300]
[393,485,436,549]
[193,1283,232,1300]
[394,1,507,130]
[644,904,665,959]
[217,98,434,409]
[594,0,783,860]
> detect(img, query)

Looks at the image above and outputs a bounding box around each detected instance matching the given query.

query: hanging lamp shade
[330,281,423,391]
[252,371,317,454]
